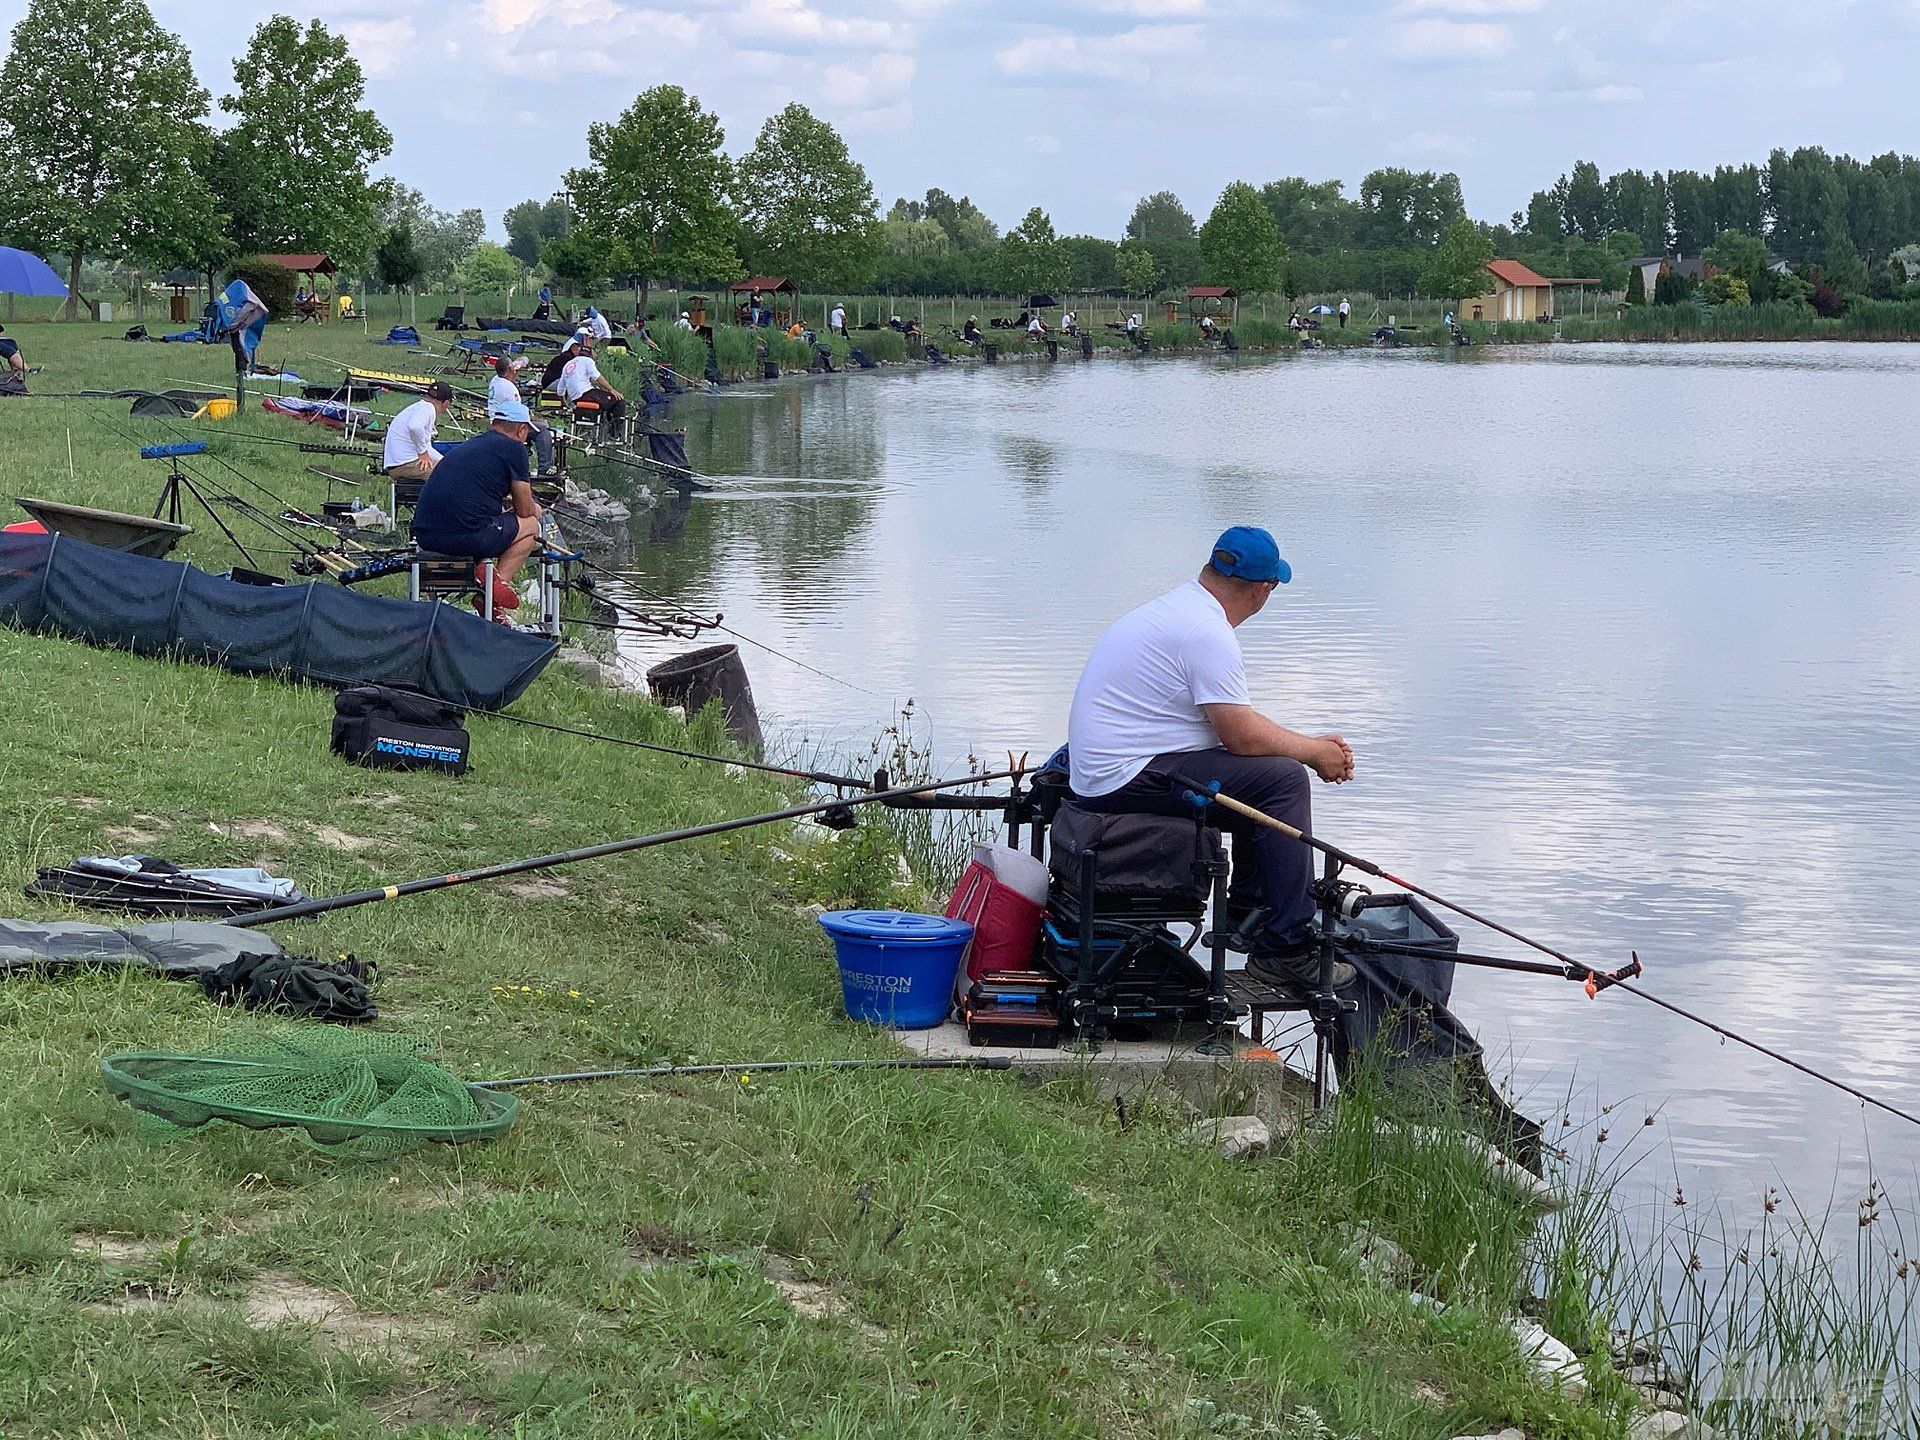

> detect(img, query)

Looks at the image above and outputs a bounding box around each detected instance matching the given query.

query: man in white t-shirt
[382,381,455,480]
[1065,525,1355,990]
[829,303,846,336]
[585,306,613,341]
[555,342,627,428]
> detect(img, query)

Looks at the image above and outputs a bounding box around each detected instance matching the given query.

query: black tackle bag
[330,684,470,775]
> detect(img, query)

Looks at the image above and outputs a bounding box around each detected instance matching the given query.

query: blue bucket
[817,910,973,1029]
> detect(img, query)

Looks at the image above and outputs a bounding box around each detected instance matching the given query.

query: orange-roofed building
[1468,258,1555,324]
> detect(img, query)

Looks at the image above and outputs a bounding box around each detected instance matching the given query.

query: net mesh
[101,1031,518,1159]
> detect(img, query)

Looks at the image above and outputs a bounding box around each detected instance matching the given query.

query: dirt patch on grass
[499,877,570,900]
[103,825,163,848]
[624,1223,705,1268]
[241,1270,452,1358]
[86,1279,180,1314]
[222,819,290,844]
[72,1232,165,1264]
[394,1178,504,1214]
[763,1256,886,1342]
[312,825,379,852]
[66,796,105,811]
[365,1385,491,1431]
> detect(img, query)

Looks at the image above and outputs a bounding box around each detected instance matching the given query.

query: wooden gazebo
[730,275,799,328]
[260,253,338,286]
[1186,285,1239,324]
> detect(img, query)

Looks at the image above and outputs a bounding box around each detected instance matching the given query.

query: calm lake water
[609,342,1920,1216]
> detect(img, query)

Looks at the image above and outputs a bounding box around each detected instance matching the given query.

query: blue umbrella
[1306,303,1335,315]
[0,246,69,297]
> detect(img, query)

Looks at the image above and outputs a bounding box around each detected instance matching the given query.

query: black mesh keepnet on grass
[0,531,556,709]
[101,1031,518,1159]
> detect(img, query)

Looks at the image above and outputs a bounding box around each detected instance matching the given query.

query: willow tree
[566,86,741,319]
[0,0,220,316]
[735,103,880,291]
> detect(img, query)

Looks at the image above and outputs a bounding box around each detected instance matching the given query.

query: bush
[649,324,708,379]
[1233,318,1290,349]
[710,324,760,381]
[1150,321,1203,351]
[226,256,297,320]
[855,328,906,363]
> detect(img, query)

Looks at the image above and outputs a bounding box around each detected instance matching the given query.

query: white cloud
[1029,132,1063,154]
[1587,82,1641,102]
[995,23,1203,80]
[1091,0,1206,14]
[821,51,917,106]
[1398,0,1540,12]
[840,100,914,134]
[1394,128,1474,156]
[1390,17,1514,59]
[339,17,415,76]
[727,0,904,50]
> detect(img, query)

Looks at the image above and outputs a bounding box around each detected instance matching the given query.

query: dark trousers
[1083,748,1316,948]
[580,387,626,426]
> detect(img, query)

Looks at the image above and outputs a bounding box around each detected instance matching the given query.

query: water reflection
[605,346,1920,1215]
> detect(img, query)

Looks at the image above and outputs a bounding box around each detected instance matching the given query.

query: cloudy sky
[10,0,1917,239]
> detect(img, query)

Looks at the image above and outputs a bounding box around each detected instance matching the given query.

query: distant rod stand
[145,442,261,570]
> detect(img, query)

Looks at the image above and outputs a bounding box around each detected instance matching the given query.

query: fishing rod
[1173,774,1920,1132]
[480,1055,1013,1090]
[226,767,1020,930]
[183,428,374,460]
[575,555,887,700]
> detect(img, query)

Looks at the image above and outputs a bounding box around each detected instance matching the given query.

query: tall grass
[710,324,762,380]
[648,324,709,379]
[1559,299,1920,343]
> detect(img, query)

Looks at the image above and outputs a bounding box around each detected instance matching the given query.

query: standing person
[490,356,556,475]
[535,283,553,320]
[409,400,545,615]
[1337,297,1350,329]
[1065,526,1357,995]
[382,381,455,481]
[0,325,27,396]
[585,306,613,342]
[556,341,627,428]
[830,301,846,337]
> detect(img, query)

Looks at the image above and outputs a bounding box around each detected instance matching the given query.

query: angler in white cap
[409,397,545,616]
[489,354,556,475]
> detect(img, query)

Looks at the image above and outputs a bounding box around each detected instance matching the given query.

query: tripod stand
[145,442,261,570]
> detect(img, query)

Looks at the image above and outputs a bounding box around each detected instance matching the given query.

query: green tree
[373,222,422,292]
[1115,244,1158,298]
[1819,210,1868,295]
[1702,272,1751,306]
[994,207,1070,297]
[1624,263,1647,305]
[379,184,483,285]
[1359,168,1465,248]
[0,0,219,316]
[1560,160,1608,243]
[215,17,391,260]
[1198,182,1287,296]
[734,103,880,291]
[503,196,568,269]
[566,85,740,319]
[1605,230,1644,259]
[921,189,997,250]
[1258,177,1356,251]
[1703,230,1768,295]
[883,202,951,258]
[1125,190,1195,244]
[1653,268,1692,306]
[458,242,520,294]
[1418,215,1495,303]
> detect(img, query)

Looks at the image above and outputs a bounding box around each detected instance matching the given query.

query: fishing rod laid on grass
[227,767,1021,930]
[1173,773,1920,1132]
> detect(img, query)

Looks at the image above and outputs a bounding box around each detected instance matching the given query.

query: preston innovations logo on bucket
[817,910,974,1029]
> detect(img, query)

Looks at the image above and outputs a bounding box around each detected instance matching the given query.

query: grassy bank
[0,321,1660,1439]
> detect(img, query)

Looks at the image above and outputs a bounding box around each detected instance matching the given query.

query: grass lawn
[0,320,1627,1439]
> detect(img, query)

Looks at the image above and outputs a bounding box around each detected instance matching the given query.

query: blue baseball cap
[1208,525,1290,584]
[491,398,531,424]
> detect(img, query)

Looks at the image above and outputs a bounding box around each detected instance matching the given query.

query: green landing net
[100,1031,518,1159]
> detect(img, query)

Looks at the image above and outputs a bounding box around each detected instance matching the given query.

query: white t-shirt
[556,355,604,402]
[587,312,612,340]
[1066,579,1250,797]
[487,374,519,414]
[830,305,845,328]
[383,399,440,469]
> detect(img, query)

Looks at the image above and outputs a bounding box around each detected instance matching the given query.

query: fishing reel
[1309,875,1373,919]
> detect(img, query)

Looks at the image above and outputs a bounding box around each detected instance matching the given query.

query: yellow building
[1466,259,1555,324]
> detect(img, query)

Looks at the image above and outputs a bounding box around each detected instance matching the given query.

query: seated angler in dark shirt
[0,325,26,396]
[410,400,544,616]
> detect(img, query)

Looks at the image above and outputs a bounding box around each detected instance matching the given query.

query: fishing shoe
[1246,940,1355,997]
[473,565,520,611]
